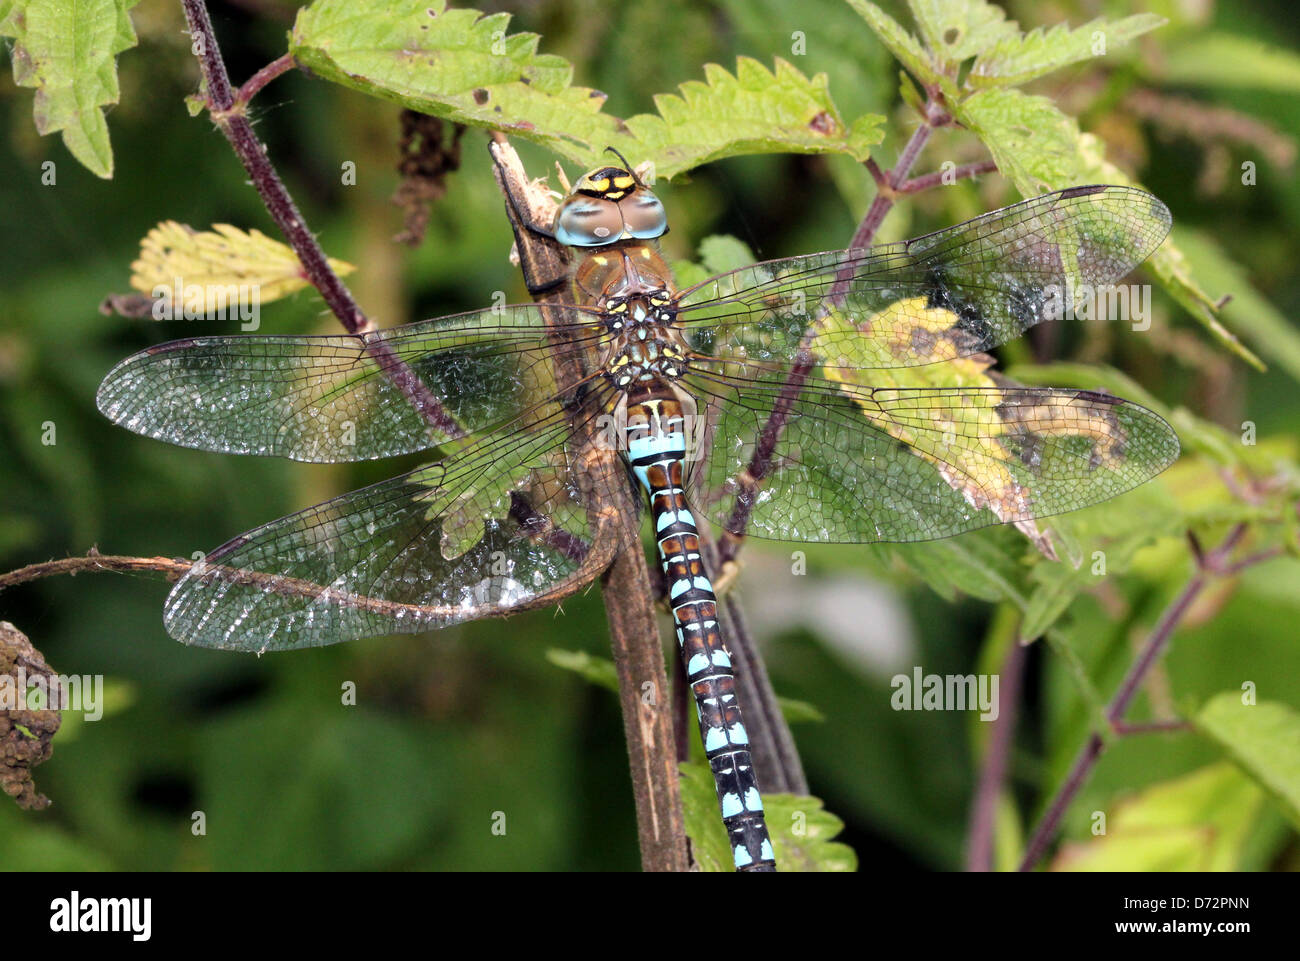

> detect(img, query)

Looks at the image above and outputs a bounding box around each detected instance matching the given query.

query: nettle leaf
[1171,227,1300,384]
[968,14,1165,88]
[844,0,956,98]
[1051,763,1265,871]
[906,0,1019,65]
[289,0,881,180]
[627,58,883,175]
[954,88,1082,191]
[1196,693,1300,829]
[130,221,355,306]
[0,0,141,178]
[954,88,1262,370]
[679,762,857,871]
[878,531,1028,605]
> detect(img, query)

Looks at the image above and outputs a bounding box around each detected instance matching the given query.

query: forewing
[684,371,1180,544]
[98,304,604,462]
[677,186,1171,374]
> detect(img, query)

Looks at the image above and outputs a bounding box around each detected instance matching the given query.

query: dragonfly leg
[709,558,742,597]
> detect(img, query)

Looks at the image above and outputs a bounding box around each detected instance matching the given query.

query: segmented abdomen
[625,394,776,872]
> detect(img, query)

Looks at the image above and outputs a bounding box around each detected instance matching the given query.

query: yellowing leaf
[129,221,355,308]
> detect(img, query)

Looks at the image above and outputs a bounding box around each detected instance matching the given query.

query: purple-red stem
[719,94,960,566]
[180,0,462,439]
[966,633,1028,872]
[1017,525,1256,872]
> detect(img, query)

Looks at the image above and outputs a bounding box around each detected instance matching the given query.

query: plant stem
[899,159,998,193]
[233,52,295,106]
[1017,525,1258,871]
[179,0,461,439]
[718,93,955,566]
[965,607,1027,872]
[0,553,191,590]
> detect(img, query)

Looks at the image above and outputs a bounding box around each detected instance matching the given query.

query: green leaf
[1159,31,1300,92]
[544,649,619,693]
[777,696,826,724]
[844,0,955,98]
[1196,693,1300,828]
[0,0,142,178]
[289,0,881,180]
[954,88,1263,369]
[954,87,1084,191]
[905,0,1019,64]
[679,761,857,871]
[695,234,756,276]
[1169,227,1300,384]
[1052,763,1266,871]
[880,533,1028,605]
[968,15,1165,88]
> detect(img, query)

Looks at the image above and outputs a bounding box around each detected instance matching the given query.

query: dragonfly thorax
[602,294,689,388]
[571,242,689,390]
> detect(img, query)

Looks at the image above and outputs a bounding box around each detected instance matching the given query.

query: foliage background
[1,0,1299,870]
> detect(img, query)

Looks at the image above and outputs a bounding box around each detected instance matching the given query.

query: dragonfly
[97,155,1179,872]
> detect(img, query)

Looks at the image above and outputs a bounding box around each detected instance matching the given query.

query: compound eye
[620,191,667,240]
[554,197,624,247]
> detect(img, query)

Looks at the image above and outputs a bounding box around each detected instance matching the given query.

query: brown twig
[0,548,611,625]
[0,553,189,589]
[488,138,689,872]
[1017,524,1266,871]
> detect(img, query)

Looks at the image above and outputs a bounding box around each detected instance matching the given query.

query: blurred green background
[2,0,1299,871]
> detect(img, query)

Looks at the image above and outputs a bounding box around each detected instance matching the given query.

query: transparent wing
[683,370,1180,544]
[677,186,1170,373]
[164,405,618,651]
[98,304,605,462]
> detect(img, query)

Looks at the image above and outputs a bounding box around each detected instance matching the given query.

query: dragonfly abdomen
[625,391,776,872]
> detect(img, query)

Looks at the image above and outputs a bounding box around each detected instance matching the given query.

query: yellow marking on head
[613,175,635,189]
[590,176,610,191]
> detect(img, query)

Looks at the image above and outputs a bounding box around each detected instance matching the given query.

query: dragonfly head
[554,158,667,247]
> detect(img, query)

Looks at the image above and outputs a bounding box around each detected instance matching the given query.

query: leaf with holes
[289,0,882,180]
[954,87,1262,370]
